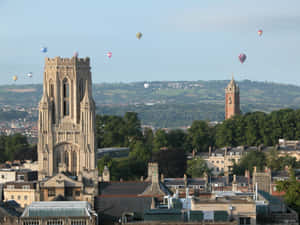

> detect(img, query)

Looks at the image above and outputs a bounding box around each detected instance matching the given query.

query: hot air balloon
[41,47,47,53]
[74,51,79,57]
[107,52,112,59]
[136,32,142,40]
[27,72,33,78]
[258,29,263,36]
[13,75,18,81]
[144,83,149,88]
[238,54,247,64]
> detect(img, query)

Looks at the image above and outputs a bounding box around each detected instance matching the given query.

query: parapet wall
[45,56,90,67]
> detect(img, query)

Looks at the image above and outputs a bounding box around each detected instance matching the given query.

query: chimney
[209,146,212,156]
[151,197,156,209]
[284,165,290,172]
[232,174,237,192]
[140,176,144,182]
[184,174,188,187]
[253,166,257,174]
[225,147,227,156]
[149,162,159,184]
[160,174,164,183]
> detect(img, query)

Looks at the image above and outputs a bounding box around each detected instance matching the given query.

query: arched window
[49,84,54,98]
[79,79,84,101]
[64,151,69,168]
[51,101,55,124]
[63,79,69,116]
[71,151,77,175]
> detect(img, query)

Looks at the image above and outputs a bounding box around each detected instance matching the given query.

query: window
[221,161,224,163]
[75,190,81,196]
[48,188,56,197]
[216,161,219,164]
[18,195,21,200]
[49,84,54,98]
[11,195,14,199]
[47,219,63,225]
[65,187,73,197]
[79,79,84,101]
[211,161,214,163]
[239,217,251,225]
[216,168,219,172]
[17,175,25,181]
[51,101,55,124]
[23,219,40,225]
[24,195,28,200]
[1,175,4,179]
[71,220,86,225]
[63,79,69,116]
[7,185,14,189]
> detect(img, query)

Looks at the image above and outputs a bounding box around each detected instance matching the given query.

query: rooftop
[21,201,93,218]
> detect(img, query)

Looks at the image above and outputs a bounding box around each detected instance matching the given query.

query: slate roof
[163,178,206,187]
[0,201,22,218]
[211,177,227,184]
[99,182,150,196]
[95,196,152,220]
[236,176,249,184]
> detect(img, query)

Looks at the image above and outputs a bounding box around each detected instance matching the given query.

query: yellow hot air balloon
[136,32,142,40]
[13,75,18,81]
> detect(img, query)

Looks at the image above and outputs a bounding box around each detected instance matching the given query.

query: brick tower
[225,76,240,119]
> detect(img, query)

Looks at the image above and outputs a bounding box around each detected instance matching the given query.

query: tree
[124,112,143,144]
[153,129,168,152]
[186,157,211,178]
[276,170,300,213]
[129,140,151,162]
[187,121,212,152]
[152,148,187,178]
[167,129,187,150]
[232,151,266,175]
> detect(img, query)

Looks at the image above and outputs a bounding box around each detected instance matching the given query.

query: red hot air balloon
[258,29,263,36]
[239,54,247,64]
[107,52,112,59]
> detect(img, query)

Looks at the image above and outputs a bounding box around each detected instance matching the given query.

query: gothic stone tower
[225,77,240,119]
[38,56,96,181]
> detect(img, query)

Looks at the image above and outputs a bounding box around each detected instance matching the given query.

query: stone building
[37,56,98,203]
[204,146,247,175]
[3,181,38,208]
[225,77,240,120]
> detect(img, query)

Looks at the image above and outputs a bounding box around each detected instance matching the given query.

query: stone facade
[225,77,240,120]
[205,147,244,175]
[37,56,98,203]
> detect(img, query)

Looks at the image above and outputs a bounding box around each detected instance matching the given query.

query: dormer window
[63,79,69,116]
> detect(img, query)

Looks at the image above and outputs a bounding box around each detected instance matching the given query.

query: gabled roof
[42,173,83,188]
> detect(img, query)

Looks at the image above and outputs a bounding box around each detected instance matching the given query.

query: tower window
[50,84,54,98]
[63,79,69,116]
[79,79,84,101]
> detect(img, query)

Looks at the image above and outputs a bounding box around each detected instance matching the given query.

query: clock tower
[225,76,240,120]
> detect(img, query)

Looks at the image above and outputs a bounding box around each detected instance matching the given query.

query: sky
[1,0,300,85]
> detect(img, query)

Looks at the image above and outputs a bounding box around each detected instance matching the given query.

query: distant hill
[1,80,300,127]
